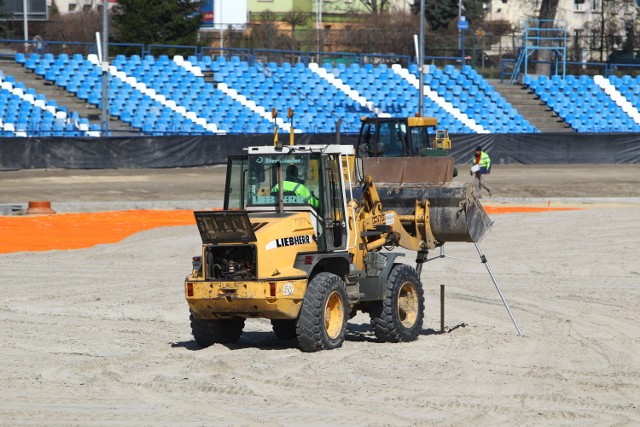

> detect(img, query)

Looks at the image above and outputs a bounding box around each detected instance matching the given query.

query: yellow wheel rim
[324,291,344,340]
[398,282,419,328]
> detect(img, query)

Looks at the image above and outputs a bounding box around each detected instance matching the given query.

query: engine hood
[194,211,257,244]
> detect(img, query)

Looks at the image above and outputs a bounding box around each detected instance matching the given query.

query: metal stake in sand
[440,284,445,333]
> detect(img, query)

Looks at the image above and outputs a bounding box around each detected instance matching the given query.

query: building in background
[486,0,638,62]
[201,0,248,29]
[26,0,635,64]
[247,0,369,17]
[47,0,117,13]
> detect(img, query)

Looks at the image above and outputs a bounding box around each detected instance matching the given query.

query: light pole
[22,0,28,47]
[101,0,109,135]
[219,0,224,50]
[458,0,462,50]
[458,0,468,65]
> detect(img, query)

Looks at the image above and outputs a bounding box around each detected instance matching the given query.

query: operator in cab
[271,164,320,209]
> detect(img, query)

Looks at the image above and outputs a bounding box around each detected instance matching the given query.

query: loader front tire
[271,319,297,340]
[296,272,348,352]
[190,312,245,347]
[370,264,424,343]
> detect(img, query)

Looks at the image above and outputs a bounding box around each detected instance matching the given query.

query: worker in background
[470,145,492,198]
[272,164,320,209]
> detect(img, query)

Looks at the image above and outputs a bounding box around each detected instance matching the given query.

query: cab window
[245,153,321,213]
[224,156,247,209]
[378,121,406,156]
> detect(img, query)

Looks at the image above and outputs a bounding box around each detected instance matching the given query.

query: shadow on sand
[172,321,467,351]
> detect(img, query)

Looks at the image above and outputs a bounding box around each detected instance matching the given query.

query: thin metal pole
[461,30,465,65]
[101,0,109,135]
[22,0,28,43]
[440,284,445,333]
[473,242,523,336]
[219,0,223,50]
[458,0,461,50]
[418,0,424,116]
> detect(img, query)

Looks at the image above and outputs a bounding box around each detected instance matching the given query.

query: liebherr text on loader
[184,141,493,352]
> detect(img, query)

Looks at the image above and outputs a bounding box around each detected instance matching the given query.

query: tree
[589,0,638,62]
[0,0,13,39]
[46,10,102,43]
[534,0,559,75]
[411,0,486,31]
[49,0,60,17]
[621,20,635,58]
[338,12,419,55]
[112,0,203,46]
[248,11,292,51]
[282,10,308,50]
[359,0,391,14]
[538,0,559,21]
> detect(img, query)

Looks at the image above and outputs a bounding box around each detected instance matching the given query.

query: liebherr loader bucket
[362,157,493,243]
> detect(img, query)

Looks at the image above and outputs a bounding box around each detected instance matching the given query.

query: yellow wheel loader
[356,116,448,157]
[184,143,493,352]
[355,115,457,178]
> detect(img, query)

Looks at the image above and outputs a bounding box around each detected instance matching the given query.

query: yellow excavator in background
[184,130,493,351]
[356,116,450,157]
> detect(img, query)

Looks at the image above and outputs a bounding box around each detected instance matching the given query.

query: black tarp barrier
[1,132,639,170]
[445,133,640,164]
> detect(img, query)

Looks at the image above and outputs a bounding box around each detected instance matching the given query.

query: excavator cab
[356,116,457,180]
[222,145,352,253]
[357,116,441,157]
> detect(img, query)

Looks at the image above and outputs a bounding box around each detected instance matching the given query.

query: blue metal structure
[508,19,567,85]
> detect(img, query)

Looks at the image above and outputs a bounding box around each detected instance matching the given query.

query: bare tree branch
[359,0,391,14]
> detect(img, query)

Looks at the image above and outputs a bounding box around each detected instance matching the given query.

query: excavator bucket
[362,157,455,184]
[362,157,493,243]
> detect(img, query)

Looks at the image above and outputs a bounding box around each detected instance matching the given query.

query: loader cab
[356,116,443,157]
[224,145,354,253]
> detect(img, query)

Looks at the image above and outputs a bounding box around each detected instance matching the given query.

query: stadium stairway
[489,78,573,132]
[0,57,136,135]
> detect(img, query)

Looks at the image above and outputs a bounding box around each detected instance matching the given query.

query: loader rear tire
[370,264,424,343]
[271,319,297,340]
[190,312,245,347]
[296,272,348,352]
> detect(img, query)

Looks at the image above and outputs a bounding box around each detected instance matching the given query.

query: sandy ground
[1,165,640,425]
[1,164,639,206]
